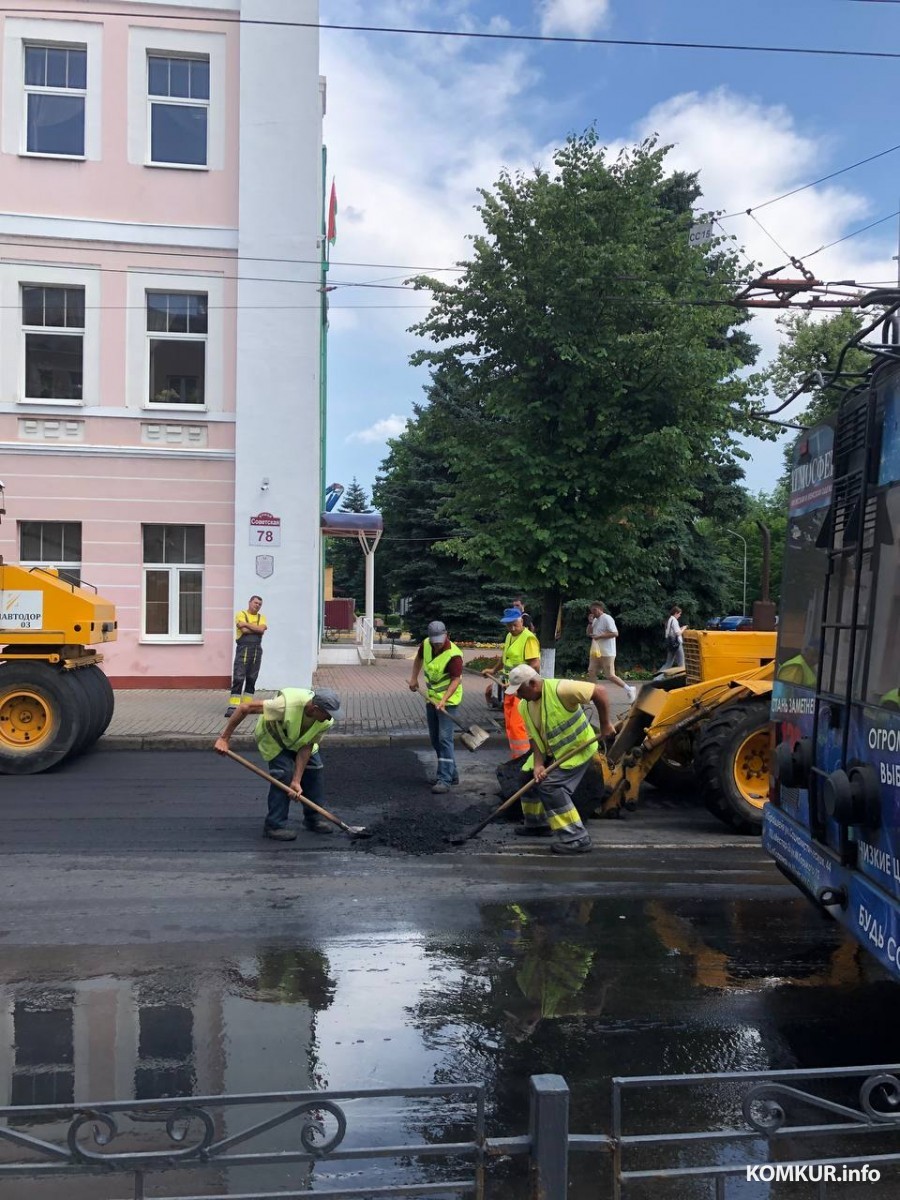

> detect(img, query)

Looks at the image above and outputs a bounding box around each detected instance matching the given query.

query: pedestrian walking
[214,687,342,840]
[505,665,616,855]
[586,602,635,701]
[662,605,687,670]
[482,608,541,758]
[409,620,463,794]
[511,597,536,633]
[227,595,267,716]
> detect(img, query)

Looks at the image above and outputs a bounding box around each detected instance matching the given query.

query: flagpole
[318,143,329,650]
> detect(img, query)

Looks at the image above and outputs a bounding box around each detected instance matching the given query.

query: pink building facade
[0,0,325,687]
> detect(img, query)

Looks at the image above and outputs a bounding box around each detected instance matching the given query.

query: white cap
[506,664,540,695]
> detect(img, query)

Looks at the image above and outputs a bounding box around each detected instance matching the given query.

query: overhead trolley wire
[720,140,900,219]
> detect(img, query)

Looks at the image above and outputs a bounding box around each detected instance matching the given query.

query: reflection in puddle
[0,895,894,1196]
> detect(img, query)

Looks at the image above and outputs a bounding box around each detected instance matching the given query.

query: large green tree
[407,131,759,650]
[373,369,522,640]
[765,309,868,433]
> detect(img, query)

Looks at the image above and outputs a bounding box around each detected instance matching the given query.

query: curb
[98,732,436,752]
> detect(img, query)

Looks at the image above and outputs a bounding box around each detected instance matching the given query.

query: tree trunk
[539,585,561,678]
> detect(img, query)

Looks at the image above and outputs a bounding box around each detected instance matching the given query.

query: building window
[147,53,209,166]
[19,521,82,586]
[11,998,75,1112]
[147,292,207,406]
[24,43,86,157]
[142,525,204,640]
[22,285,84,401]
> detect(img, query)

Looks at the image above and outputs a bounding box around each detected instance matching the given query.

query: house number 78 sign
[249,512,282,547]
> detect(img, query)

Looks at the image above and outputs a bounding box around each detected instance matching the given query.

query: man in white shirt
[586,602,635,702]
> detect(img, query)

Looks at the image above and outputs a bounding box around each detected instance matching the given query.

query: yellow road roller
[0,488,117,774]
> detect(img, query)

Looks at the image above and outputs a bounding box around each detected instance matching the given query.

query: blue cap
[500,608,523,623]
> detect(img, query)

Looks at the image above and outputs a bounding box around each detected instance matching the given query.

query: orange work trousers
[504,692,531,759]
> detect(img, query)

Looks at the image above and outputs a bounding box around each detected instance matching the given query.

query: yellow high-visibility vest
[423,640,464,707]
[255,688,332,762]
[520,679,596,771]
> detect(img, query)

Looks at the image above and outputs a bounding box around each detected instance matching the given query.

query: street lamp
[726,529,748,616]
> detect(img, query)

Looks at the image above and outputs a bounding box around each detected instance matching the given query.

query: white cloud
[620,88,898,488]
[347,415,410,443]
[321,7,897,493]
[538,0,611,37]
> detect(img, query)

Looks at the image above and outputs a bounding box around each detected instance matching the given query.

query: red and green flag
[327,180,337,246]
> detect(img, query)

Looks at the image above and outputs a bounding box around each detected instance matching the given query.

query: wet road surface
[1,748,898,1197]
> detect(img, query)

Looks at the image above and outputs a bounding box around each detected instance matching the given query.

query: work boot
[431,781,450,794]
[514,825,551,837]
[264,827,297,841]
[551,837,592,855]
[304,818,334,835]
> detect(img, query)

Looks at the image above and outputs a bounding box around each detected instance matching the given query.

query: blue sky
[320,0,900,502]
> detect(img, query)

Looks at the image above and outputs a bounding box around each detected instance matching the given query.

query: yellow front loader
[497,629,777,834]
[596,629,775,833]
[0,487,118,774]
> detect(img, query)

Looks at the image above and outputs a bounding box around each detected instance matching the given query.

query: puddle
[1,896,897,1197]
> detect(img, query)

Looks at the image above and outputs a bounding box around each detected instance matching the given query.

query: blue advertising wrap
[764,806,900,979]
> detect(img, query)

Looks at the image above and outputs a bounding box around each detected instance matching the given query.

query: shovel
[418,689,490,752]
[447,732,601,845]
[222,749,372,839]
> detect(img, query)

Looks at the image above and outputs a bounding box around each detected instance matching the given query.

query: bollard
[529,1074,569,1200]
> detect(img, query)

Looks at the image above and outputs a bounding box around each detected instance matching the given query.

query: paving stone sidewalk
[103,653,634,750]
[103,655,505,749]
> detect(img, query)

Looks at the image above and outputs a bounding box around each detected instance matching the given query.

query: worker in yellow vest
[215,687,342,840]
[776,653,817,686]
[227,595,268,716]
[409,620,464,793]
[482,608,541,759]
[506,664,615,855]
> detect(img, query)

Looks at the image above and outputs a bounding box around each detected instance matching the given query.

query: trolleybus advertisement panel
[852,706,900,902]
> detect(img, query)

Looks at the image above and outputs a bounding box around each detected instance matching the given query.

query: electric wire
[1,7,900,62]
[720,141,900,219]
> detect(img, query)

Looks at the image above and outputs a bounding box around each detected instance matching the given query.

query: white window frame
[2,18,102,161]
[0,262,101,407]
[128,27,225,172]
[141,525,205,644]
[22,41,87,160]
[146,289,208,408]
[146,52,209,169]
[21,283,85,404]
[125,269,223,413]
[18,520,82,585]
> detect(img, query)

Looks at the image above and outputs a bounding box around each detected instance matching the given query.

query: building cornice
[0,212,238,251]
[0,442,235,461]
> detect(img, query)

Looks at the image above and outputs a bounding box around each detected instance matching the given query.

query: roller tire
[695,700,771,835]
[0,661,83,774]
[80,666,114,738]
[63,670,99,755]
[66,668,110,755]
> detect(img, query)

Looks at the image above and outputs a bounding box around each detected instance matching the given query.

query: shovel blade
[460,726,489,752]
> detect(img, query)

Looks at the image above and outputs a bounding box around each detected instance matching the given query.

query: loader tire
[646,733,698,795]
[695,700,771,835]
[0,661,82,774]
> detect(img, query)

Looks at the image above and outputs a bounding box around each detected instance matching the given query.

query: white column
[365,544,375,659]
[233,0,323,689]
